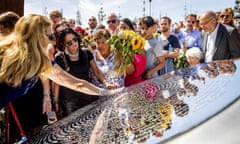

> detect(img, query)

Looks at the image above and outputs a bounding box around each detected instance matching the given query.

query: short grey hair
[185,47,203,60]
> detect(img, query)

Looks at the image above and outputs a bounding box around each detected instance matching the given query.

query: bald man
[106,12,119,34]
[199,11,240,62]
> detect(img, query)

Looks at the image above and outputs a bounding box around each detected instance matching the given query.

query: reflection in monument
[29,59,240,144]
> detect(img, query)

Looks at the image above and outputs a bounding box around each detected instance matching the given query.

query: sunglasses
[220,15,230,19]
[187,20,195,24]
[89,19,96,21]
[107,19,116,24]
[160,23,168,26]
[65,37,78,47]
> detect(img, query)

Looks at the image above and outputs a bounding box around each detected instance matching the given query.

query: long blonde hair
[0,14,52,86]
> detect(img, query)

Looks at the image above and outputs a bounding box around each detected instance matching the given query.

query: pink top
[124,54,146,87]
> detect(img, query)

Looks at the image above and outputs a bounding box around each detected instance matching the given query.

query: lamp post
[149,0,152,16]
[143,0,146,16]
[98,3,106,24]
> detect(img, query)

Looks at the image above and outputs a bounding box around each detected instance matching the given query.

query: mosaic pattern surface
[29,59,240,144]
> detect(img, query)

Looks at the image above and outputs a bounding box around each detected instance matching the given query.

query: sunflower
[131,36,142,50]
[107,30,145,75]
[158,102,173,119]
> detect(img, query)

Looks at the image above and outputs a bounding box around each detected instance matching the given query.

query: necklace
[65,48,79,58]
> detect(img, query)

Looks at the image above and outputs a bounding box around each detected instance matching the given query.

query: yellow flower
[118,30,128,39]
[86,35,92,41]
[107,30,145,75]
[158,102,173,119]
[131,36,141,50]
[127,30,135,36]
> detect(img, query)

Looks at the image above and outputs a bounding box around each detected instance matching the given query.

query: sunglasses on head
[187,20,195,24]
[107,19,116,24]
[220,15,230,19]
[65,37,78,47]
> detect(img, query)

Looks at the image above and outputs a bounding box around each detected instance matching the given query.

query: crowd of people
[1,6,240,143]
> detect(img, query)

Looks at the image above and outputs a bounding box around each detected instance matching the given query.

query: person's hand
[143,71,151,80]
[99,87,125,96]
[42,96,52,114]
[103,80,119,89]
[53,97,59,112]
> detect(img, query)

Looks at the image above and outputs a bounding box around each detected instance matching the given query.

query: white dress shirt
[205,23,219,62]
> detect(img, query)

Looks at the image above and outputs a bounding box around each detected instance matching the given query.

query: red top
[124,54,146,87]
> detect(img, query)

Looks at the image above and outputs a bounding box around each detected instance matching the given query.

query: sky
[24,0,236,27]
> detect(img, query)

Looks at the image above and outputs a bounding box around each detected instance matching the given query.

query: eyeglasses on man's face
[199,18,213,26]
[51,15,61,19]
[107,19,117,24]
[187,20,195,24]
[65,37,78,47]
[89,19,96,21]
[160,23,168,26]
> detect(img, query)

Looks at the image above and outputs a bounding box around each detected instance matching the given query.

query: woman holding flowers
[120,18,147,86]
[107,26,146,86]
[139,16,165,79]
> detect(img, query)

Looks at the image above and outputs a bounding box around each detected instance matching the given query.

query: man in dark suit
[199,11,240,62]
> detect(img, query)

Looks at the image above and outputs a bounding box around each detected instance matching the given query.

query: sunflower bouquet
[107,30,145,76]
[82,35,93,48]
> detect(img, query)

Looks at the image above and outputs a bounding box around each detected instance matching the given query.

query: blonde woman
[0,14,122,109]
[219,8,235,27]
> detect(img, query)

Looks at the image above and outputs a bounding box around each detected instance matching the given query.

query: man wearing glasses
[106,12,119,34]
[199,11,240,62]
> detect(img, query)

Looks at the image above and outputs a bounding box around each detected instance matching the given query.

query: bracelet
[98,89,108,96]
[43,93,51,97]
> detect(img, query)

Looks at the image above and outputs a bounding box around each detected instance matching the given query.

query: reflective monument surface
[29,59,240,144]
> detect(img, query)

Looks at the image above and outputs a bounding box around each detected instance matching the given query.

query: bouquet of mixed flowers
[107,30,145,76]
[74,26,91,48]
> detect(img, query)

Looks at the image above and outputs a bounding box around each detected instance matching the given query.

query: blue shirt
[176,29,202,49]
[0,76,37,109]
